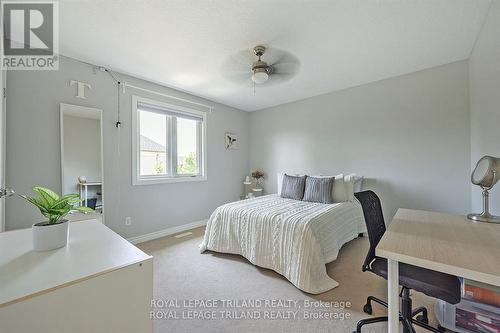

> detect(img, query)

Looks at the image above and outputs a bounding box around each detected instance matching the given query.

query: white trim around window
[132,95,207,185]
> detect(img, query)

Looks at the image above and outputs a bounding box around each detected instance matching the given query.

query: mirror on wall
[61,104,104,221]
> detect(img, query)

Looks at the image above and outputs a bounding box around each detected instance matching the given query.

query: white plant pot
[32,220,69,251]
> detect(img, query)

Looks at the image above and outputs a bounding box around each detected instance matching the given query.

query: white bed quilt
[200,195,366,294]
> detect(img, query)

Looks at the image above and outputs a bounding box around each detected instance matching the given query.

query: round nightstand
[252,188,263,197]
[242,181,264,199]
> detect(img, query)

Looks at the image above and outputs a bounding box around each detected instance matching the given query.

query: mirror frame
[60,103,104,224]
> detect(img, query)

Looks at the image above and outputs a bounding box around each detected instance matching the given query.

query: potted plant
[21,186,93,251]
[251,170,265,186]
[251,171,265,196]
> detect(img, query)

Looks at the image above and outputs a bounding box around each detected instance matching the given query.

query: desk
[78,181,102,206]
[376,209,500,333]
[0,220,153,332]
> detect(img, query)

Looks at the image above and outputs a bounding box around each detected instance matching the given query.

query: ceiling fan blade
[226,49,254,69]
[267,48,300,63]
[264,47,300,77]
[267,72,296,86]
[272,62,300,75]
[221,48,255,84]
[261,48,284,64]
[224,71,251,84]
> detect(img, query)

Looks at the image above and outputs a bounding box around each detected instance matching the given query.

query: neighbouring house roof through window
[140,135,165,153]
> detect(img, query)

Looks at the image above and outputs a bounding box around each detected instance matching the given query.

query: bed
[199,193,366,294]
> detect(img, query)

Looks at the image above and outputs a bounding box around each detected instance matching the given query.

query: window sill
[132,175,207,186]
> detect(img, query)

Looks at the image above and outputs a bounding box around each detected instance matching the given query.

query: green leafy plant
[21,186,93,224]
[178,151,197,174]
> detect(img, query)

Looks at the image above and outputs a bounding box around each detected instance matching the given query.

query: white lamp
[251,68,269,84]
[468,155,500,223]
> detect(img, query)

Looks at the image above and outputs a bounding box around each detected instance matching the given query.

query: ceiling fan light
[252,69,269,84]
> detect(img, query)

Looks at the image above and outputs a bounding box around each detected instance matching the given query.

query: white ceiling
[59,0,491,111]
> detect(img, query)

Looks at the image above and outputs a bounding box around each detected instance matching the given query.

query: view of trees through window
[139,110,167,176]
[176,117,198,174]
[177,152,197,174]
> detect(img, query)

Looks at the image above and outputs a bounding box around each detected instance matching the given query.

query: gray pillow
[303,176,335,204]
[280,174,306,200]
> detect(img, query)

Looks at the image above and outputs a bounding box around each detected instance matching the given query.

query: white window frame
[132,96,207,185]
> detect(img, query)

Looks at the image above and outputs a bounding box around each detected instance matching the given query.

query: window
[132,96,206,185]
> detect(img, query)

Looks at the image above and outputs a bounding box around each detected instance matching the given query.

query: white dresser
[0,220,153,333]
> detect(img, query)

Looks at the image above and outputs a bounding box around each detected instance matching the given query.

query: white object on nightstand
[243,180,252,199]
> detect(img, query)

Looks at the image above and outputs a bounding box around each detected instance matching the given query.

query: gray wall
[6,56,250,237]
[469,1,500,215]
[249,61,471,221]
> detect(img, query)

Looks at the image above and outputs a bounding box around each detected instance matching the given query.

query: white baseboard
[127,219,208,245]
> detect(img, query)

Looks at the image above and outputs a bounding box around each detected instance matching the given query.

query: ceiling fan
[224,45,300,86]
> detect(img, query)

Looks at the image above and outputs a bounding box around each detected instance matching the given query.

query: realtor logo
[2,1,59,70]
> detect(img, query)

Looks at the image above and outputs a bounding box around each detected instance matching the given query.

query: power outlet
[125,217,132,226]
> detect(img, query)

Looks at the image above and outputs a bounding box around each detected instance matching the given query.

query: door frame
[0,66,5,232]
[0,22,5,232]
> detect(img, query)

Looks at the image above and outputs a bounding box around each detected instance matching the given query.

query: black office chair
[353,191,461,333]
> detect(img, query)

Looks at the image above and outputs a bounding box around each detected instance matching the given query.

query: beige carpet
[138,227,440,333]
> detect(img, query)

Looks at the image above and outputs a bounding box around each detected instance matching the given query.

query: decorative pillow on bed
[331,174,347,202]
[317,174,347,202]
[280,174,307,200]
[344,173,364,201]
[303,176,335,204]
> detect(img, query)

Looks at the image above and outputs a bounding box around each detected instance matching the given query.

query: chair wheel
[363,303,372,315]
[416,314,428,324]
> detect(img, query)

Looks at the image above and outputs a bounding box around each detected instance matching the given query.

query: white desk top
[377,209,500,286]
[0,220,152,307]
[78,182,102,186]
